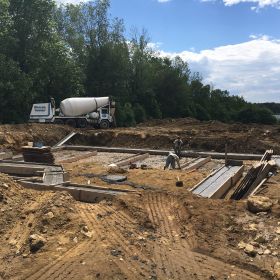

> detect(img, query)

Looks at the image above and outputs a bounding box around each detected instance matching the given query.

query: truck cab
[29,103,54,123]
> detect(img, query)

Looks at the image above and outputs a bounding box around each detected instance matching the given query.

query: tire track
[193,252,262,280]
[24,203,96,280]
[171,201,197,249]
[154,193,203,279]
[24,237,90,280]
[37,204,101,280]
[161,196,261,280]
[93,204,152,279]
[145,193,182,280]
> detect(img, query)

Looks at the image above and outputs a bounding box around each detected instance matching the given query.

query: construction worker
[164,152,181,170]
[173,136,183,157]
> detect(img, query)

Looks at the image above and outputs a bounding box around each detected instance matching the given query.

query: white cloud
[157,37,280,102]
[201,0,280,9]
[157,0,172,2]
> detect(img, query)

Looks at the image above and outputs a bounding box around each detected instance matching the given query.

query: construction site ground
[0,119,280,280]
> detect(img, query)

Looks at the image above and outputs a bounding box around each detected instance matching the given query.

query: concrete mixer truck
[29,97,116,128]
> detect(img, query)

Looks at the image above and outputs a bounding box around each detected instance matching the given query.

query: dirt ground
[72,118,280,154]
[0,118,280,154]
[0,120,280,279]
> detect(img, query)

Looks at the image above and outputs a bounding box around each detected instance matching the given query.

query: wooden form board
[249,178,268,196]
[182,156,211,171]
[0,162,64,176]
[192,165,244,199]
[242,160,275,198]
[0,151,13,160]
[53,132,77,148]
[18,181,135,203]
[0,163,45,176]
[59,145,267,160]
[59,151,98,164]
[180,157,200,169]
[115,153,149,167]
[231,150,276,200]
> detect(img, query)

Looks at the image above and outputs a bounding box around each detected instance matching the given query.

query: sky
[57,0,280,103]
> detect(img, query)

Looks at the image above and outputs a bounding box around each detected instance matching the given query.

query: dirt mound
[0,123,73,151]
[67,118,280,154]
[0,174,88,279]
[1,120,280,154]
[170,192,279,278]
[137,117,201,127]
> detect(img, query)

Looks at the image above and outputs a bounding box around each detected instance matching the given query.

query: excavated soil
[0,118,280,154]
[71,118,280,154]
[0,120,280,279]
[0,124,73,151]
[1,174,279,279]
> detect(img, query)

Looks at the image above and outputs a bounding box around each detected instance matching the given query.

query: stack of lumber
[230,150,275,200]
[22,146,55,164]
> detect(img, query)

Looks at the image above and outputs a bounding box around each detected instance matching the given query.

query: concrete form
[192,165,244,199]
[59,151,98,164]
[114,153,149,167]
[52,132,77,148]
[0,162,49,176]
[242,161,275,198]
[182,156,211,171]
[58,145,268,160]
[19,181,137,203]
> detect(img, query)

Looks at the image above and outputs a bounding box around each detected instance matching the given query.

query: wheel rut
[144,192,263,280]
[93,204,152,279]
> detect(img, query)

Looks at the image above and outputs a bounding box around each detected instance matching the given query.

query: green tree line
[0,0,277,125]
[258,103,280,114]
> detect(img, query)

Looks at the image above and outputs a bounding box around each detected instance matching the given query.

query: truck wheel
[99,120,110,129]
[66,119,76,128]
[54,119,64,125]
[77,119,87,128]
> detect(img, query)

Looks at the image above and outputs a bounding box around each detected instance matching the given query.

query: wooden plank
[114,153,141,164]
[115,153,149,167]
[0,164,45,176]
[19,180,133,203]
[59,151,98,164]
[0,151,13,160]
[243,160,275,198]
[53,132,77,148]
[183,156,211,171]
[67,182,138,193]
[249,178,268,196]
[180,157,200,169]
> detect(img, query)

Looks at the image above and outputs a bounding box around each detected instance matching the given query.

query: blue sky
[110,0,280,52]
[58,0,280,103]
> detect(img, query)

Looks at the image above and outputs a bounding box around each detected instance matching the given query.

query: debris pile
[22,146,55,164]
[231,150,276,200]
